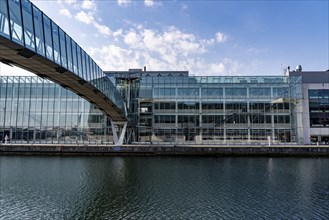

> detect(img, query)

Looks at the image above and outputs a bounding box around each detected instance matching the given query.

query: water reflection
[1,156,328,219]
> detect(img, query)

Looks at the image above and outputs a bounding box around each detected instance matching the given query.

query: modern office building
[0,76,114,144]
[107,69,304,145]
[0,0,328,145]
[1,68,328,145]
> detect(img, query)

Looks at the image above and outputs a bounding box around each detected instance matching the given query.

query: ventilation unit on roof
[295,65,302,72]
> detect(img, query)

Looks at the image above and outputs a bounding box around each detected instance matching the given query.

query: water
[1,156,328,219]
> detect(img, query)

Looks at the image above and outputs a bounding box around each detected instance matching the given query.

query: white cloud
[216,32,228,43]
[75,11,94,24]
[144,0,162,7]
[124,30,141,47]
[61,0,77,5]
[60,8,72,18]
[144,0,154,7]
[94,22,112,36]
[74,10,112,36]
[117,0,131,6]
[87,25,241,75]
[81,0,96,11]
[89,45,139,70]
[113,29,123,38]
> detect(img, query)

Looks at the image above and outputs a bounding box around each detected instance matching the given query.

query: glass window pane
[22,0,35,50]
[32,6,44,56]
[76,45,82,77]
[81,50,86,79]
[0,0,10,38]
[249,88,271,97]
[85,54,90,81]
[91,60,96,80]
[8,0,23,45]
[71,41,78,74]
[59,28,67,68]
[52,22,60,64]
[66,35,72,71]
[43,15,53,60]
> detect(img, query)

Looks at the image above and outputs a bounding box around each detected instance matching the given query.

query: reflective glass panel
[85,55,90,81]
[249,88,271,97]
[225,88,247,97]
[81,50,86,79]
[22,0,35,50]
[43,15,53,60]
[71,41,78,74]
[8,0,23,44]
[65,35,72,71]
[32,6,44,56]
[201,88,223,97]
[0,0,10,38]
[76,45,82,77]
[59,28,67,68]
[52,22,60,64]
[177,88,199,96]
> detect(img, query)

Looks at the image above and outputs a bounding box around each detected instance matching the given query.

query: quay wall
[1,144,329,156]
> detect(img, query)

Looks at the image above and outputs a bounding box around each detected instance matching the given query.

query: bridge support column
[111,121,127,146]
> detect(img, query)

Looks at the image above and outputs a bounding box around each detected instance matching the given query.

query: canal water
[0,156,328,219]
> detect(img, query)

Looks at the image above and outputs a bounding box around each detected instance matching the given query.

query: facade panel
[0,0,10,38]
[22,0,35,50]
[8,0,23,44]
[32,5,45,55]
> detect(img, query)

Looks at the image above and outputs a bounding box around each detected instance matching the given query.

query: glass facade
[0,76,113,144]
[129,75,302,145]
[309,89,329,127]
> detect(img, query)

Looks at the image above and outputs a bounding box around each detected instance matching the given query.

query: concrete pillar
[111,121,127,146]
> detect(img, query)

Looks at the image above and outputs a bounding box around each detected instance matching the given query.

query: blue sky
[1,0,328,76]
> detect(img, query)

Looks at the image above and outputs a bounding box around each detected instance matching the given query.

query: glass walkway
[0,0,127,122]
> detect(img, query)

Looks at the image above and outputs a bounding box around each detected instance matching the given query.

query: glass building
[2,69,329,145]
[107,70,303,145]
[0,76,113,144]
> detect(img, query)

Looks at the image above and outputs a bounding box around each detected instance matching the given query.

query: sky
[0,0,328,76]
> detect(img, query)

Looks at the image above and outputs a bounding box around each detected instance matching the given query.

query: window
[273,87,289,98]
[178,102,200,110]
[202,115,224,124]
[154,102,175,110]
[177,88,199,96]
[225,88,247,97]
[201,88,223,97]
[309,89,329,127]
[249,88,271,97]
[202,102,223,110]
[153,88,175,97]
[274,115,290,124]
[154,115,175,123]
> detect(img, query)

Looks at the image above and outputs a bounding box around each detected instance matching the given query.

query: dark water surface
[1,156,328,219]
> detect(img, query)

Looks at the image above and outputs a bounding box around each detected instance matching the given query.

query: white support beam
[111,121,127,146]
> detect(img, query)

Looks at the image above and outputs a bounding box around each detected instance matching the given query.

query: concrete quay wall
[1,144,329,156]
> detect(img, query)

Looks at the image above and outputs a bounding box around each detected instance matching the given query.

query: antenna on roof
[281,63,290,76]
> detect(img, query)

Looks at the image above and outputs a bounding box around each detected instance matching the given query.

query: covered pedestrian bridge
[0,0,128,145]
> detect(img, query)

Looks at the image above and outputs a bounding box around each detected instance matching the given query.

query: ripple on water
[1,156,329,219]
